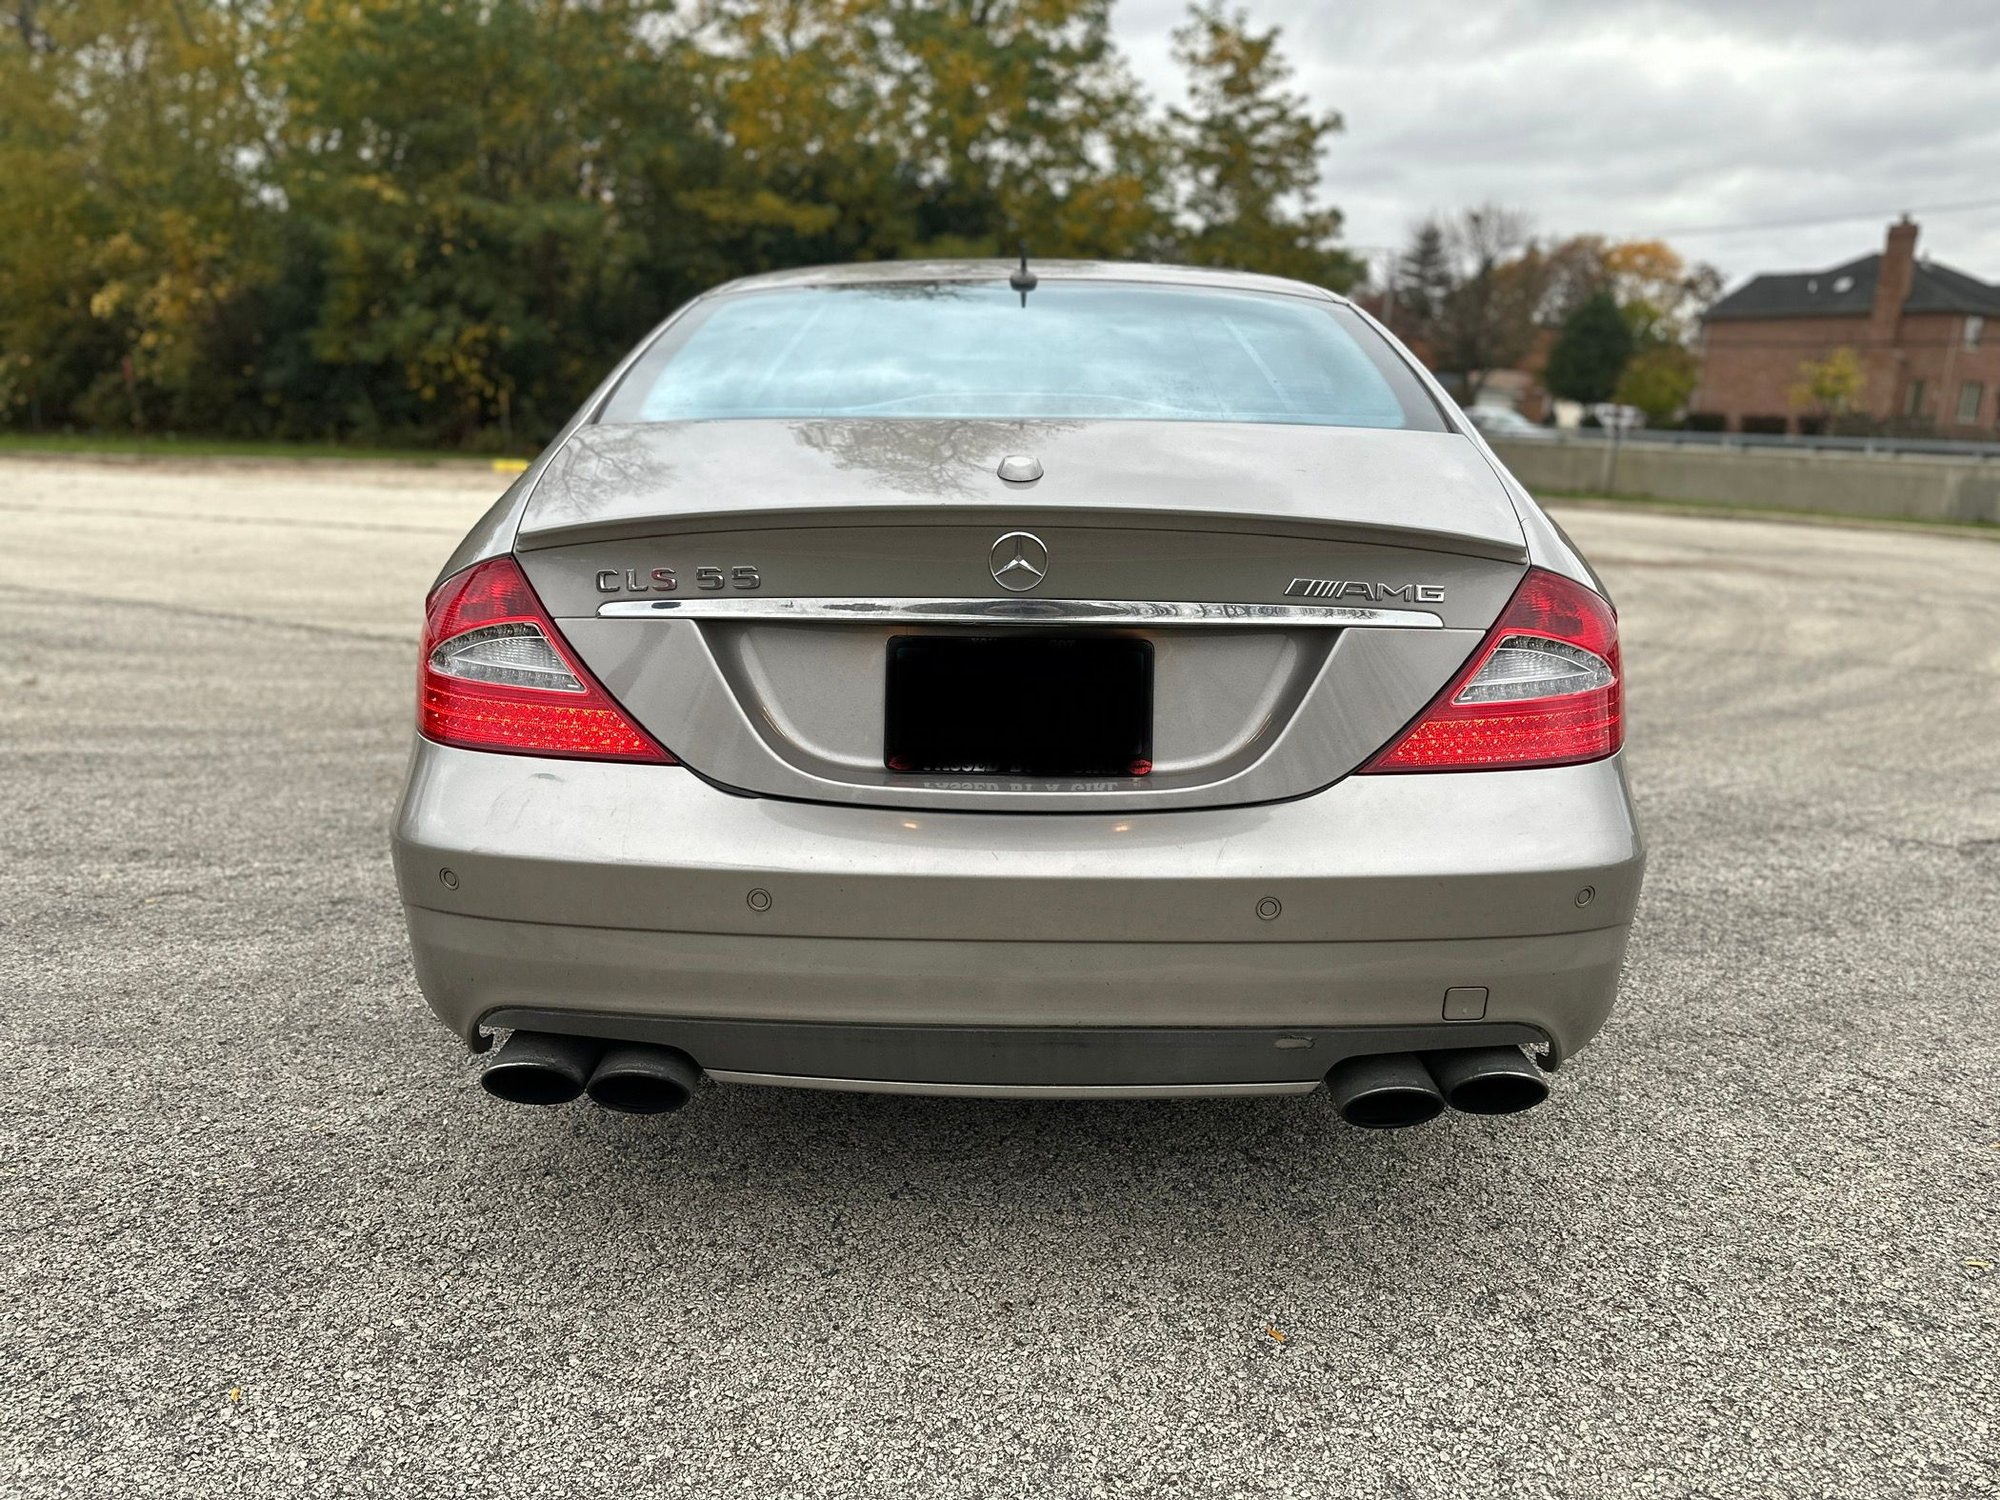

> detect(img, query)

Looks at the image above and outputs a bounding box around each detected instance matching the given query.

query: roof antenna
[1010,244,1037,308]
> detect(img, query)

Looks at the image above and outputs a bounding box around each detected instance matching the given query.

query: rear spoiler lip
[516,417,1530,561]
[512,504,1531,564]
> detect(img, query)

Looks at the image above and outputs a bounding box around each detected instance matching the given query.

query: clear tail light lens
[420,556,674,763]
[1361,567,1622,773]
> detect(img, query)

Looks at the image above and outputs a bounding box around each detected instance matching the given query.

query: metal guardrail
[1542,428,2000,462]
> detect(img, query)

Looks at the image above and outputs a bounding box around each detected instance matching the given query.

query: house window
[1959,382,1985,424]
[1968,316,1985,349]
[1903,379,1926,417]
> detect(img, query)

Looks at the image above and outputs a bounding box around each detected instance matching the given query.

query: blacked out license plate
[883,635,1154,778]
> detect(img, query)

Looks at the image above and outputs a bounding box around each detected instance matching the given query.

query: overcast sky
[1115,0,2000,293]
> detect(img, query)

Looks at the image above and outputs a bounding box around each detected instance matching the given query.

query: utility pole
[1592,402,1635,495]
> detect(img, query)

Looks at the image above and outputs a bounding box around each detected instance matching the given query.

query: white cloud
[1115,0,2000,288]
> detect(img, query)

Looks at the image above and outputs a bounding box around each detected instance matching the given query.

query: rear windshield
[600,282,1443,430]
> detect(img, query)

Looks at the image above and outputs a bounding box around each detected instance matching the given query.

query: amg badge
[1285,578,1444,604]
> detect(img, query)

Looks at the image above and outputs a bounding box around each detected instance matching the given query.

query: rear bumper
[393,744,1643,1089]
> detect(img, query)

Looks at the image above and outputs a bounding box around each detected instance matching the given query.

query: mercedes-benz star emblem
[989,531,1049,593]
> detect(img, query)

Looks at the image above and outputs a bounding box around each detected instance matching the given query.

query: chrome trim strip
[706,1070,1323,1098]
[593,596,1443,628]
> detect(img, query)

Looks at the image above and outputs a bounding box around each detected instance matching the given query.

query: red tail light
[419,556,674,764]
[1361,567,1622,773]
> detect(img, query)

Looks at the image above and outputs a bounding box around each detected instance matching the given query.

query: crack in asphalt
[0,579,410,644]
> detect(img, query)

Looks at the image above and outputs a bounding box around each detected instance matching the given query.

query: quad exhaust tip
[480,1030,605,1106]
[585,1043,701,1115]
[481,1032,702,1113]
[1424,1045,1551,1116]
[480,1032,1545,1124]
[1324,1052,1446,1130]
[1325,1045,1550,1129]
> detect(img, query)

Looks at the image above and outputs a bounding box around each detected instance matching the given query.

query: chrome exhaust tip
[585,1044,702,1115]
[1423,1046,1551,1116]
[479,1031,605,1106]
[1325,1052,1447,1130]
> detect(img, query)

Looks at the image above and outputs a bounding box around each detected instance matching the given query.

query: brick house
[1690,217,2000,437]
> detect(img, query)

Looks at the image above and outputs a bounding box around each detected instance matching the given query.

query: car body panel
[555,615,1486,810]
[396,742,1641,942]
[517,419,1526,558]
[1340,302,1606,594]
[394,741,1642,1081]
[397,260,1645,1097]
[518,514,1523,626]
[510,418,1533,810]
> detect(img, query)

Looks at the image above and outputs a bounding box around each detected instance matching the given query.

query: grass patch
[0,432,516,466]
[1538,486,2000,539]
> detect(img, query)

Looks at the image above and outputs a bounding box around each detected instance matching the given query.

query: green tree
[0,0,274,431]
[1545,290,1634,405]
[1535,234,1612,326]
[881,0,1167,259]
[1400,206,1548,401]
[1531,237,1716,423]
[1601,238,1723,345]
[688,0,1167,268]
[273,0,702,443]
[1166,2,1359,288]
[1789,346,1864,420]
[1616,344,1697,426]
[0,0,1366,446]
[1391,221,1451,336]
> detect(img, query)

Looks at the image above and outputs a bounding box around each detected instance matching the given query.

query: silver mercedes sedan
[393,260,1643,1129]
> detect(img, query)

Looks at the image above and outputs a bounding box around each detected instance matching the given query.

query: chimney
[1871,215,1919,341]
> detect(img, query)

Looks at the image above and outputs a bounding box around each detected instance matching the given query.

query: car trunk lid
[516,419,1527,811]
[518,418,1525,559]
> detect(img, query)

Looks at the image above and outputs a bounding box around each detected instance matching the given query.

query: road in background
[2,459,1996,1498]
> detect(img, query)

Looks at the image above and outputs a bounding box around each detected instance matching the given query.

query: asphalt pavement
[1,457,1995,1498]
